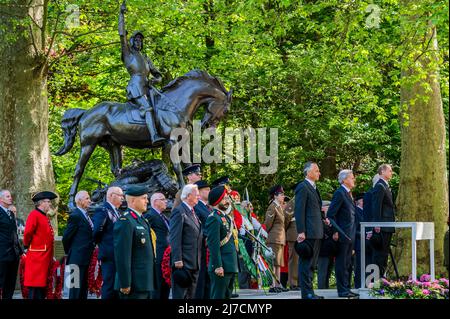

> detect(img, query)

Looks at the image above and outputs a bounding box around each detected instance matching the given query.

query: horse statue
[55,70,232,205]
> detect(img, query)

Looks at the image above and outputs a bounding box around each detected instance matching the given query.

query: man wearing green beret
[114,185,156,299]
[205,186,239,299]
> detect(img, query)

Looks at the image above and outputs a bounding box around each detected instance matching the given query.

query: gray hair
[372,174,381,187]
[75,190,88,205]
[338,169,353,184]
[150,192,164,206]
[181,184,198,200]
[303,161,317,177]
[0,189,10,199]
[377,164,392,175]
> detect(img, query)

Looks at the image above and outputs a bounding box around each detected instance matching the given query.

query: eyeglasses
[112,193,124,198]
[155,198,167,201]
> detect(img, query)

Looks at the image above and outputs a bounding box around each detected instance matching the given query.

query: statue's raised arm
[119,1,129,59]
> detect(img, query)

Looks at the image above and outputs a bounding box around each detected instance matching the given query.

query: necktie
[348,191,353,200]
[85,212,94,229]
[161,213,170,229]
[5,209,12,219]
[191,209,199,226]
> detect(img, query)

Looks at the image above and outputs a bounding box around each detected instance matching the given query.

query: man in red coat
[23,191,57,299]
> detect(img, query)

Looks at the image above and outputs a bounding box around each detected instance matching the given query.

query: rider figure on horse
[119,1,164,144]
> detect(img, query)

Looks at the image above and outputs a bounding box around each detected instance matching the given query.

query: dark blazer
[169,202,203,270]
[62,208,95,266]
[194,200,211,226]
[354,206,364,251]
[92,202,120,262]
[144,208,169,264]
[0,206,21,261]
[294,180,324,239]
[114,210,156,292]
[371,179,395,233]
[326,186,356,244]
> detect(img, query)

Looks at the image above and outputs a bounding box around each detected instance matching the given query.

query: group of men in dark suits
[294,162,396,299]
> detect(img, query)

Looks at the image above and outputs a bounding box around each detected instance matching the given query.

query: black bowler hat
[194,180,210,190]
[294,240,313,258]
[182,164,201,176]
[211,176,230,188]
[125,185,149,196]
[269,185,284,197]
[208,186,227,206]
[354,193,365,201]
[32,191,58,203]
[172,268,193,288]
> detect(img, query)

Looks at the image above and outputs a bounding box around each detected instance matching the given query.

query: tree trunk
[395,24,448,276]
[0,1,56,230]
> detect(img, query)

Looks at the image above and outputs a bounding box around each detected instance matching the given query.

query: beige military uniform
[264,200,286,267]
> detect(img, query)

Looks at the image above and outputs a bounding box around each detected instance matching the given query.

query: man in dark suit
[0,189,22,299]
[169,184,203,299]
[294,162,326,299]
[194,180,211,299]
[371,164,395,278]
[326,170,358,298]
[62,190,95,299]
[144,192,170,299]
[92,186,124,299]
[114,185,156,299]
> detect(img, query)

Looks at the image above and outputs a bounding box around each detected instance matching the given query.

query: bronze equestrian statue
[55,70,232,206]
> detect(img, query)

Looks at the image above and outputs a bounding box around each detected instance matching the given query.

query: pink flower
[406,289,413,296]
[420,274,431,282]
[422,289,430,295]
[422,282,431,287]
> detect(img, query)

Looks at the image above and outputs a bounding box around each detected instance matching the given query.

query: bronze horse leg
[163,139,185,189]
[68,143,96,208]
[101,139,123,177]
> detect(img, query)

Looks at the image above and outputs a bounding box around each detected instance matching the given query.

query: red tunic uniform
[23,209,54,287]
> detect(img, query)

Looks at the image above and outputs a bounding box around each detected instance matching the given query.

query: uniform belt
[220,231,233,247]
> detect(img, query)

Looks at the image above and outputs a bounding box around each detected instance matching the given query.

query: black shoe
[231,293,239,298]
[269,287,280,293]
[303,293,323,300]
[338,293,359,299]
[290,286,301,291]
[280,287,289,292]
[348,291,360,297]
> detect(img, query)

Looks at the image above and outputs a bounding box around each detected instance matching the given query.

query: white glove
[239,227,246,236]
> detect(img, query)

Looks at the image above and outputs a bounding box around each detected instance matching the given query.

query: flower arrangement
[88,248,103,298]
[370,275,449,299]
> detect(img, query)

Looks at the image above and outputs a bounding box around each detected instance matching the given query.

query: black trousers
[28,287,46,300]
[372,232,392,277]
[68,264,89,299]
[0,259,19,299]
[154,262,170,299]
[298,239,321,299]
[171,269,199,299]
[317,256,334,289]
[100,260,117,299]
[335,242,353,295]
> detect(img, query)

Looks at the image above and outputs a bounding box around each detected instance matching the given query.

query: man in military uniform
[114,185,156,299]
[172,164,202,211]
[205,186,239,299]
[119,1,164,144]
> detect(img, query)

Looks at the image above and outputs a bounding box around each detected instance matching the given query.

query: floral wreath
[88,247,103,298]
[161,245,172,287]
